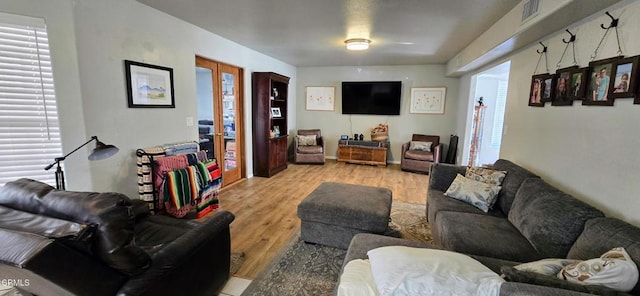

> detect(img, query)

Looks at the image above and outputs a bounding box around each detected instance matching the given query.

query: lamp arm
[44,136,98,171]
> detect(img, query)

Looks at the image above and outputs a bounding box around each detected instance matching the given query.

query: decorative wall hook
[562,29,576,44]
[600,11,618,29]
[536,42,548,54]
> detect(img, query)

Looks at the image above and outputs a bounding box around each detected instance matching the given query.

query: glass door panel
[222,72,236,171]
[195,67,216,161]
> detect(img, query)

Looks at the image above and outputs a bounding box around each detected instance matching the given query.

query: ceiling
[136,0,520,67]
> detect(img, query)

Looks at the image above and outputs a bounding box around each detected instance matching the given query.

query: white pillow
[514,258,580,276]
[409,141,432,152]
[297,134,317,146]
[444,174,501,212]
[337,259,380,296]
[367,246,504,296]
[558,247,639,292]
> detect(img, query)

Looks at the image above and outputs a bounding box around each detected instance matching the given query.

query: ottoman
[297,182,392,249]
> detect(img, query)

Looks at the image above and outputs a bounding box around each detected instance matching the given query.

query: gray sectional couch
[339,159,640,295]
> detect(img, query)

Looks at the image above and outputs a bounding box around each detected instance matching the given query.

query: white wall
[0,0,93,190]
[297,65,459,163]
[462,1,640,226]
[71,0,296,197]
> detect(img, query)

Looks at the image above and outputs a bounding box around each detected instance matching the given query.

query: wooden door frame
[195,55,246,184]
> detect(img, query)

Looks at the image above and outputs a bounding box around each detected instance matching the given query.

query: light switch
[186,117,194,126]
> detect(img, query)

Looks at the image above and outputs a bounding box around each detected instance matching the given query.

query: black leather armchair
[0,179,235,296]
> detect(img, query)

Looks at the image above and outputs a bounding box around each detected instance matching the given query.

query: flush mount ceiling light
[345,38,371,51]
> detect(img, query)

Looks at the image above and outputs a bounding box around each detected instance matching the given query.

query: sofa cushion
[491,159,539,214]
[297,145,323,154]
[501,266,630,296]
[444,174,501,212]
[509,178,604,259]
[567,217,640,294]
[434,211,542,262]
[559,247,638,293]
[404,149,434,161]
[0,178,55,214]
[466,167,507,186]
[409,141,432,151]
[514,258,579,276]
[427,189,504,224]
[296,134,317,146]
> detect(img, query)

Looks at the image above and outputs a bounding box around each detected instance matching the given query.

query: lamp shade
[88,139,119,161]
[345,38,371,51]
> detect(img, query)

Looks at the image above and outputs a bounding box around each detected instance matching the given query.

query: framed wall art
[528,73,551,107]
[609,55,640,100]
[305,86,335,111]
[568,67,589,101]
[583,56,621,106]
[410,87,446,114]
[552,67,575,106]
[125,60,175,108]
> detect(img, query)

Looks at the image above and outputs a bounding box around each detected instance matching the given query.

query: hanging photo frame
[552,67,576,106]
[568,67,589,101]
[583,56,621,106]
[609,55,640,100]
[528,73,551,107]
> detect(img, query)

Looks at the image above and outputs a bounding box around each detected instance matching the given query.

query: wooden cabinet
[337,140,388,167]
[252,72,289,177]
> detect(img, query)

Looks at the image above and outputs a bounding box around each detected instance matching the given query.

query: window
[490,80,508,149]
[0,12,62,186]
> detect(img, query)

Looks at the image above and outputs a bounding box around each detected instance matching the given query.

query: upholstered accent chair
[294,129,325,164]
[400,134,442,174]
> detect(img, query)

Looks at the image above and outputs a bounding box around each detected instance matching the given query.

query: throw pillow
[409,141,432,152]
[465,167,507,186]
[514,258,580,276]
[501,266,626,296]
[368,246,504,296]
[297,134,317,146]
[444,174,501,212]
[559,247,639,292]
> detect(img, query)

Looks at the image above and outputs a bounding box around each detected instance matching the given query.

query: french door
[195,56,244,186]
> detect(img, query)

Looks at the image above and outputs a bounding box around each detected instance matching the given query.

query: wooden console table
[337,140,389,167]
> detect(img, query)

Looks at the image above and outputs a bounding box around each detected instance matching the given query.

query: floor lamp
[44,136,119,190]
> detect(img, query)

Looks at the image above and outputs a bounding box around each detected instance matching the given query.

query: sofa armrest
[428,163,467,192]
[317,136,324,149]
[343,233,437,265]
[432,143,443,163]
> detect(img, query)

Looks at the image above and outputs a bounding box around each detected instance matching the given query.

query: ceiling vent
[521,0,540,23]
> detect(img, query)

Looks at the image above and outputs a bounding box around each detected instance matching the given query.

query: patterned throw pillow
[558,247,639,292]
[514,258,580,276]
[466,167,507,186]
[409,141,432,152]
[444,174,501,212]
[297,135,317,146]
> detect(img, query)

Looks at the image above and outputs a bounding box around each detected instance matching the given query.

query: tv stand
[337,140,388,167]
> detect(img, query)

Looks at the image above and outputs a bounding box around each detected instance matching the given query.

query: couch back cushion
[491,159,539,214]
[0,179,150,276]
[508,178,604,258]
[567,217,640,294]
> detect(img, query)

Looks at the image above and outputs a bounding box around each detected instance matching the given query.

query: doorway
[462,61,511,167]
[195,56,244,186]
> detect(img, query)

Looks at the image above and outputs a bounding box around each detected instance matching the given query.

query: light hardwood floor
[217,159,429,279]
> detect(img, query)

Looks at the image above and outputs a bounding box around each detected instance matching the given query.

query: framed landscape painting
[125,60,175,108]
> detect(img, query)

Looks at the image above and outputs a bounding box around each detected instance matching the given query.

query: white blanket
[338,246,504,296]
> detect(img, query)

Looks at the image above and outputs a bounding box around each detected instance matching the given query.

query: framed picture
[528,73,551,107]
[609,55,640,99]
[568,67,589,101]
[552,67,575,106]
[410,87,446,114]
[583,56,621,106]
[125,60,175,108]
[305,86,335,111]
[270,107,282,118]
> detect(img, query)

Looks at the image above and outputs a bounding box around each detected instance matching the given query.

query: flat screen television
[341,81,402,115]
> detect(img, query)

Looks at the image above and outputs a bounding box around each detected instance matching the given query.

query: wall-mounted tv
[342,81,402,115]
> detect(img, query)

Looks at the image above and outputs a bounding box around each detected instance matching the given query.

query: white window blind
[490,80,508,149]
[0,13,62,186]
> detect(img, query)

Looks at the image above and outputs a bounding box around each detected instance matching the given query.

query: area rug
[240,202,431,296]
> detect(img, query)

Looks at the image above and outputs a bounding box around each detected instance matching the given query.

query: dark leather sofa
[0,178,235,296]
